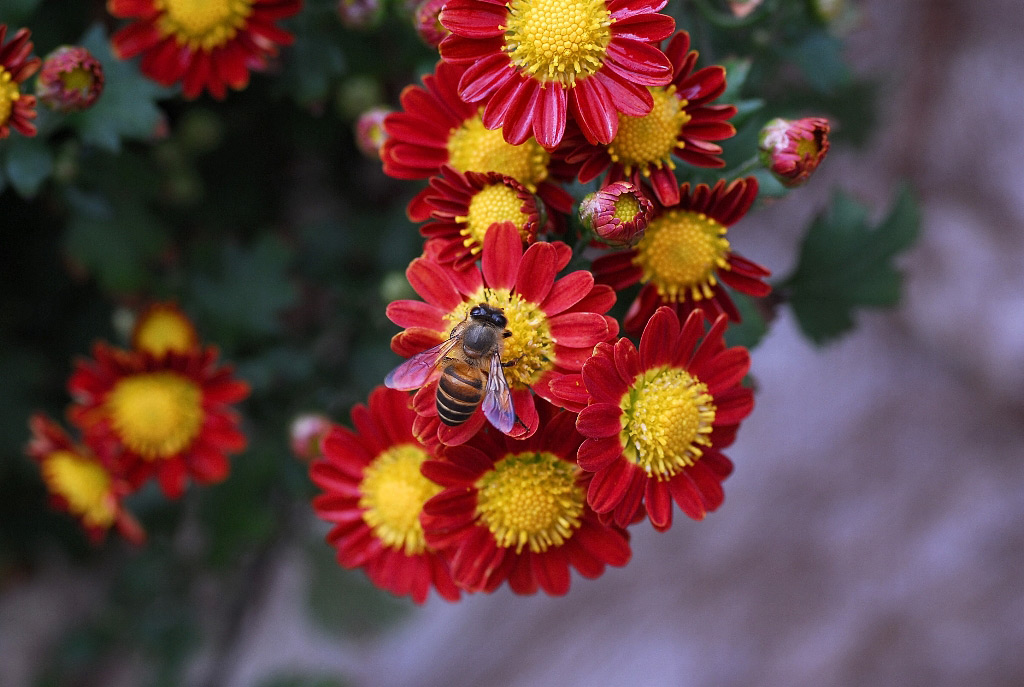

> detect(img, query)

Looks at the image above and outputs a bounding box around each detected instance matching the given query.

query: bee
[384,304,516,433]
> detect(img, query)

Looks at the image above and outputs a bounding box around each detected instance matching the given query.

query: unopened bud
[414,0,450,48]
[36,45,104,113]
[338,0,384,29]
[354,107,392,159]
[290,414,333,462]
[579,181,654,247]
[758,117,831,188]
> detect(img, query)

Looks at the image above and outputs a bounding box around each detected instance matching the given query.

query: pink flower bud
[36,45,103,113]
[354,107,392,159]
[579,181,654,247]
[290,414,333,462]
[758,117,831,188]
[338,0,384,29]
[414,0,450,48]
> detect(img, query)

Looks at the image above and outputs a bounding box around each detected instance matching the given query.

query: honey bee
[384,304,516,433]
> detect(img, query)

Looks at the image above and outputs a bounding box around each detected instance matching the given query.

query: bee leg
[502,330,512,338]
[500,355,523,368]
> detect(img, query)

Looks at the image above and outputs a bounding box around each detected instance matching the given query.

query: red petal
[386,299,447,330]
[406,258,463,310]
[534,84,568,148]
[540,270,595,315]
[610,13,675,41]
[645,479,673,530]
[576,403,623,439]
[515,242,556,304]
[639,306,679,370]
[570,77,617,145]
[455,51,512,102]
[481,222,522,289]
[549,312,609,347]
[440,3,507,38]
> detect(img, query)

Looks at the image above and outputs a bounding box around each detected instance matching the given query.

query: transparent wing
[384,337,461,390]
[481,353,516,434]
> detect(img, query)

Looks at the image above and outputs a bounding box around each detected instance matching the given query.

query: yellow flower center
[445,288,555,389]
[619,366,716,479]
[502,0,613,86]
[156,0,254,51]
[607,87,690,176]
[134,308,198,357]
[456,183,533,257]
[106,372,204,460]
[40,450,117,528]
[447,113,550,192]
[474,451,584,554]
[59,67,96,95]
[358,443,440,555]
[613,193,641,222]
[0,67,21,127]
[632,209,731,301]
[795,135,820,158]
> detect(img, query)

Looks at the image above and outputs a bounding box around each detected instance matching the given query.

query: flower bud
[414,0,450,48]
[579,181,654,247]
[758,117,831,188]
[35,45,103,113]
[290,414,333,462]
[337,0,384,29]
[354,107,392,159]
[727,0,763,19]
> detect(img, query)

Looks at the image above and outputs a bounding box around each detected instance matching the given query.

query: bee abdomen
[437,364,483,426]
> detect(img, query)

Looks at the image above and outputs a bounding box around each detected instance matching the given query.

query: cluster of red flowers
[307,0,833,602]
[26,303,250,543]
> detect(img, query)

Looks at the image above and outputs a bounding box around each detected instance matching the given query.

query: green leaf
[783,186,920,344]
[71,24,173,153]
[784,30,852,94]
[2,135,54,198]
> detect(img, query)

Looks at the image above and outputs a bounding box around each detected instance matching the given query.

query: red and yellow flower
[418,165,545,268]
[35,45,104,114]
[591,176,770,334]
[438,0,675,147]
[131,301,201,357]
[309,386,460,603]
[107,0,303,99]
[68,343,249,498]
[573,307,753,529]
[758,116,831,188]
[420,400,630,594]
[578,180,653,247]
[387,222,618,446]
[561,31,738,206]
[381,60,572,223]
[26,414,145,544]
[0,25,40,139]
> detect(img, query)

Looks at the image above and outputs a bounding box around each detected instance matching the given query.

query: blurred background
[2,0,1023,685]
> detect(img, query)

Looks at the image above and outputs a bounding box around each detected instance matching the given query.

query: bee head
[470,304,508,329]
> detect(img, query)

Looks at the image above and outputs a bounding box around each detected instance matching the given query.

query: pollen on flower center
[502,0,613,86]
[40,450,117,527]
[447,114,550,192]
[156,0,254,50]
[106,372,204,459]
[358,444,440,555]
[607,87,691,175]
[457,184,532,255]
[632,209,731,301]
[445,288,555,389]
[474,451,584,553]
[0,68,21,125]
[134,309,197,357]
[620,366,716,478]
[613,193,641,223]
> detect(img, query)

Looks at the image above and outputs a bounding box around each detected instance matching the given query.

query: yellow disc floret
[156,0,254,51]
[40,450,117,528]
[447,114,550,191]
[0,67,21,127]
[474,451,584,554]
[632,209,731,301]
[457,183,532,256]
[607,87,691,176]
[613,193,641,223]
[503,0,613,86]
[134,307,199,357]
[445,288,555,389]
[106,372,204,459]
[620,366,716,478]
[358,444,440,555]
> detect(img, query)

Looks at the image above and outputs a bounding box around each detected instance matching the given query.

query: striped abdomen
[436,360,484,426]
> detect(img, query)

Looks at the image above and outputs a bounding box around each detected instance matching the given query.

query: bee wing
[482,353,516,434]
[384,337,461,390]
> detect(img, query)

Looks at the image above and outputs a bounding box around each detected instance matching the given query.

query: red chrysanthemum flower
[438,0,675,148]
[418,165,546,268]
[758,116,831,188]
[387,222,618,445]
[0,25,41,139]
[573,307,753,530]
[68,343,250,498]
[591,176,770,335]
[413,0,449,48]
[420,400,631,594]
[131,301,201,357]
[107,0,303,99]
[35,45,105,114]
[561,31,738,206]
[579,180,653,247]
[26,414,145,544]
[309,386,460,603]
[381,60,573,223]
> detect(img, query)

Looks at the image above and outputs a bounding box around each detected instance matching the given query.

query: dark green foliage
[783,187,920,344]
